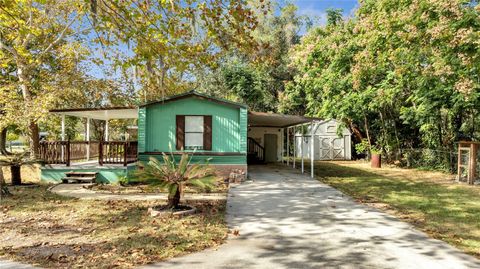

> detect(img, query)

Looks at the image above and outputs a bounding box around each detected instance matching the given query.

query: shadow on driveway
[142,164,480,269]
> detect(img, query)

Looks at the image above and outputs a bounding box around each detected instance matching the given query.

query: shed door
[264,134,278,163]
[319,136,345,160]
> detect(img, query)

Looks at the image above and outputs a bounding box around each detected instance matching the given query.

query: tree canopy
[0,0,265,153]
[1,0,479,163]
[283,0,480,160]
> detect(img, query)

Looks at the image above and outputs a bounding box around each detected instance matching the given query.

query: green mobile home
[39,91,350,183]
[137,91,248,175]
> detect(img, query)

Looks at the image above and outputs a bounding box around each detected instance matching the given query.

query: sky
[294,0,359,24]
[86,0,360,79]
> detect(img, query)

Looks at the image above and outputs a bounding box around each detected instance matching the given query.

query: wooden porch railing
[69,141,100,160]
[39,141,69,165]
[99,141,138,166]
[39,141,137,166]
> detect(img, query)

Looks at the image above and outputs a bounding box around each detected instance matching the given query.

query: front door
[264,134,278,163]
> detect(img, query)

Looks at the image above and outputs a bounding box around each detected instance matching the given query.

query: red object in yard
[371,154,381,168]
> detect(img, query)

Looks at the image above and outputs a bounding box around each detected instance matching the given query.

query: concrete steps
[62,172,97,184]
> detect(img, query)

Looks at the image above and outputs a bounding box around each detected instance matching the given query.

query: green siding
[41,166,136,184]
[239,107,247,153]
[138,107,146,153]
[143,97,242,153]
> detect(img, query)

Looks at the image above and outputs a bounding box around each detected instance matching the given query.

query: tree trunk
[167,187,181,209]
[348,121,364,142]
[0,128,11,155]
[363,114,372,146]
[10,165,21,186]
[17,62,40,157]
[0,168,10,201]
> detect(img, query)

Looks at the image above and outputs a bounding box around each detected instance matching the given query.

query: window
[176,115,212,151]
[185,116,204,150]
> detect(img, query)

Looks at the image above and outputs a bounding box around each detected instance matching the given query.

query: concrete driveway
[143,165,480,269]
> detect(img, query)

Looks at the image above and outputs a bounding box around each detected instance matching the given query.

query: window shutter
[203,115,212,150]
[176,115,185,150]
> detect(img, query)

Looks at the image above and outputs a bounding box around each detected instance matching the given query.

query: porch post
[301,124,304,174]
[310,121,314,178]
[61,114,65,141]
[287,127,290,166]
[86,117,91,161]
[61,114,65,161]
[293,126,296,168]
[105,119,109,141]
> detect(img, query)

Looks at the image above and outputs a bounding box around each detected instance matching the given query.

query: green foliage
[0,151,38,167]
[89,0,266,101]
[6,132,18,142]
[197,2,308,112]
[355,138,382,155]
[135,153,215,208]
[221,65,275,111]
[117,176,130,187]
[326,8,343,26]
[355,139,370,155]
[286,0,480,163]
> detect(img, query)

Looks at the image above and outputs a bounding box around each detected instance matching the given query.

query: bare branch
[0,6,21,27]
[0,38,17,56]
[40,13,80,56]
[22,0,34,47]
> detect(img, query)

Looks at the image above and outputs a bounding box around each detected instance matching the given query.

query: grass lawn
[0,185,227,268]
[312,161,480,257]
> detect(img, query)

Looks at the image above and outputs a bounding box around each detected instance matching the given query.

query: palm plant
[0,151,38,185]
[135,153,216,209]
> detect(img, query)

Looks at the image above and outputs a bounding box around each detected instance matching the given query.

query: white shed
[295,119,352,160]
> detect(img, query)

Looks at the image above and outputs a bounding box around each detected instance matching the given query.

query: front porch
[40,106,139,168]
[39,107,139,183]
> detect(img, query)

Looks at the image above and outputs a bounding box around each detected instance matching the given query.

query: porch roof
[50,107,138,120]
[248,111,322,128]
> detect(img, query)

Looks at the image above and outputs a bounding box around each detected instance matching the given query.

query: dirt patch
[0,185,227,268]
[1,165,40,184]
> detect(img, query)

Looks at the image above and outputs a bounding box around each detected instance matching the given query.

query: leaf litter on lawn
[0,186,228,268]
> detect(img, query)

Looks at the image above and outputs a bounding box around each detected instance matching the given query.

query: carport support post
[105,119,109,141]
[293,126,296,168]
[310,121,314,178]
[287,127,290,166]
[61,114,65,141]
[61,114,65,161]
[301,124,304,174]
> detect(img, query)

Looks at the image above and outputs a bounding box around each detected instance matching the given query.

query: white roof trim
[50,108,138,120]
